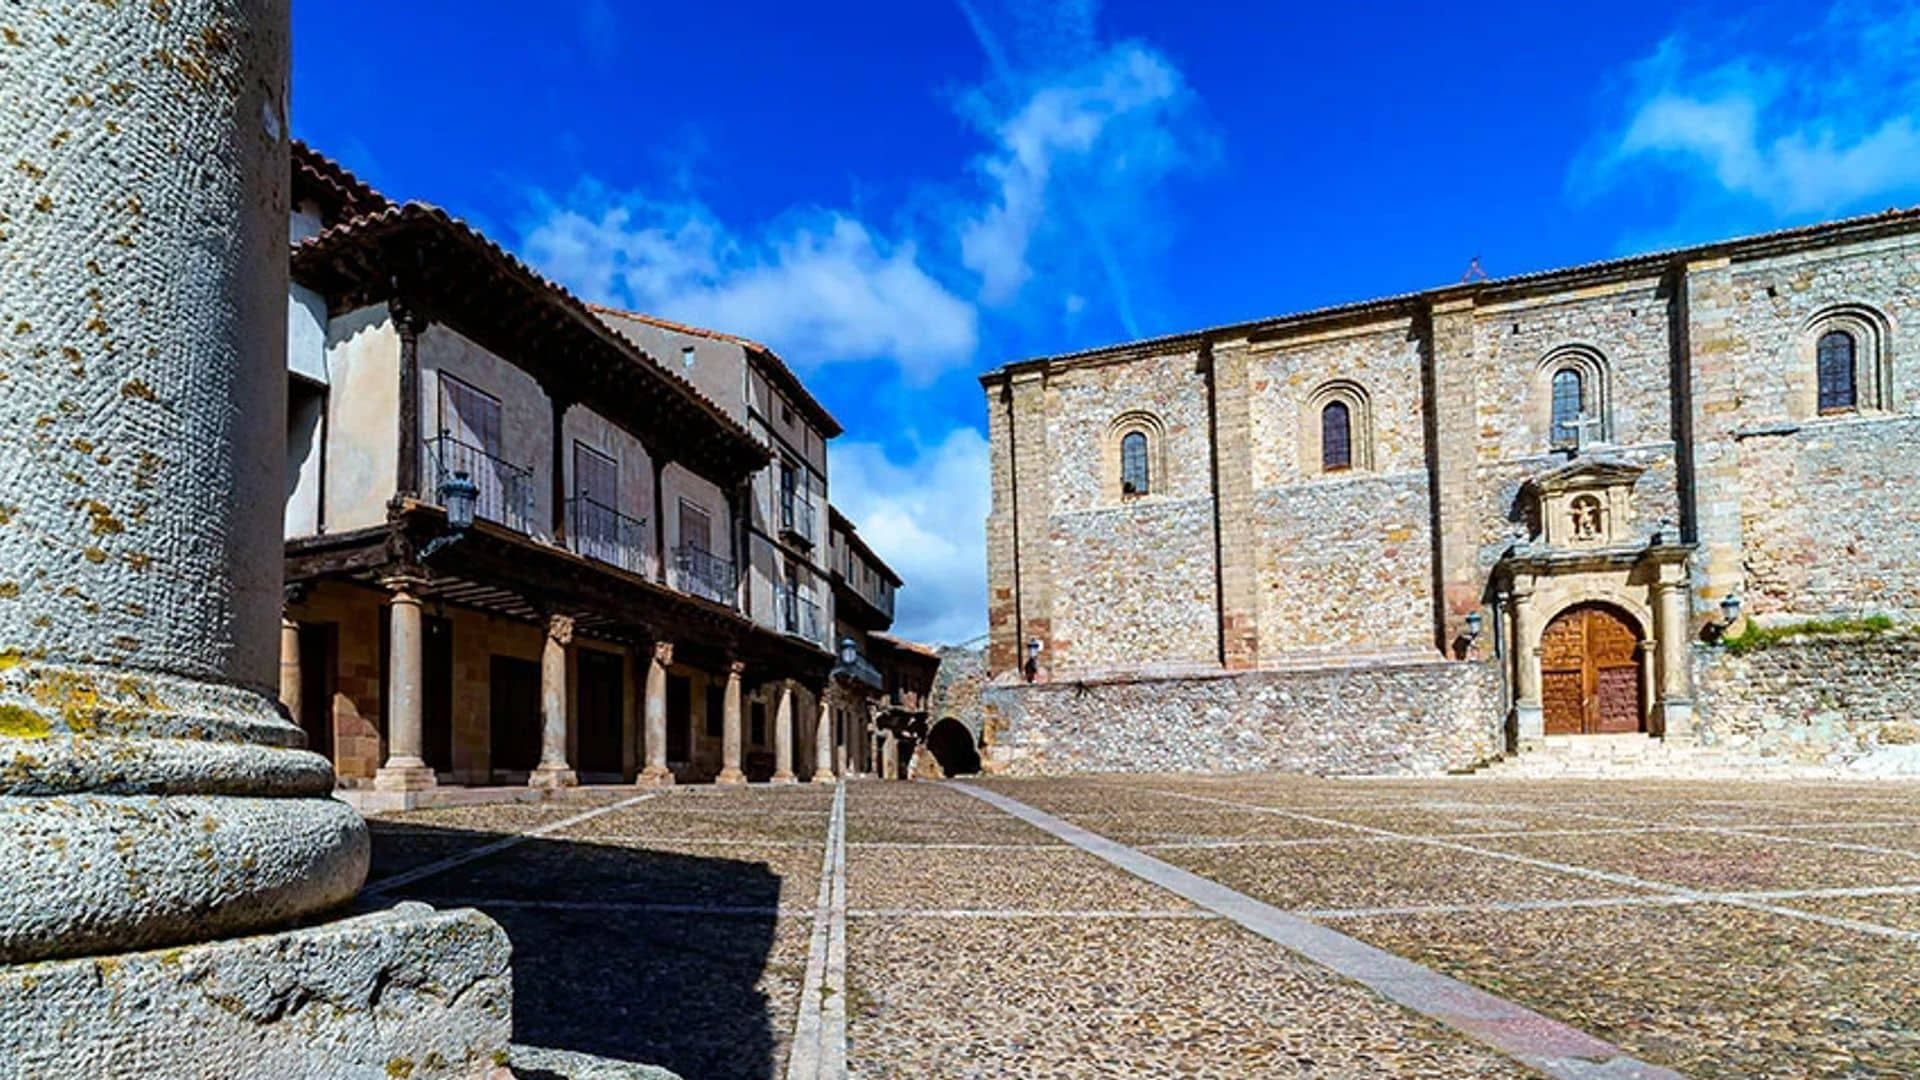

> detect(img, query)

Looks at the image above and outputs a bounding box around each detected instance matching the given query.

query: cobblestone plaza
[364,776,1920,1077]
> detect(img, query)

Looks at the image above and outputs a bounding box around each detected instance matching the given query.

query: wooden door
[296,623,338,762]
[666,674,692,763]
[576,648,624,776]
[422,615,453,773]
[489,656,542,774]
[1540,604,1644,736]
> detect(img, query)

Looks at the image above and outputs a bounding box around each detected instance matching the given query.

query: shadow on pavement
[363,818,786,1080]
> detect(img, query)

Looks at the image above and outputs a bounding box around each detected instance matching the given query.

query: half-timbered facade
[279,145,919,801]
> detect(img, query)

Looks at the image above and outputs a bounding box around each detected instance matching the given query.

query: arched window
[1818,330,1857,413]
[1321,402,1352,472]
[1551,368,1585,449]
[1120,431,1150,495]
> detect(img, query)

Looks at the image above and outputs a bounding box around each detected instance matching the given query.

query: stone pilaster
[1427,296,1484,652]
[374,581,437,792]
[771,681,797,783]
[638,641,675,787]
[1508,581,1545,750]
[1207,340,1260,668]
[716,661,746,785]
[983,377,1022,676]
[1651,555,1697,741]
[529,613,577,788]
[1681,257,1746,620]
[1008,371,1055,681]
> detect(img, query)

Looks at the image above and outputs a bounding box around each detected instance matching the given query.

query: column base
[0,903,512,1080]
[635,765,676,789]
[810,771,838,785]
[1511,703,1545,753]
[769,772,797,785]
[528,763,578,789]
[1653,699,1697,743]
[373,760,438,793]
[715,767,747,786]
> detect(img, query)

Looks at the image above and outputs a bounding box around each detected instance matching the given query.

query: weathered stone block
[0,903,512,1080]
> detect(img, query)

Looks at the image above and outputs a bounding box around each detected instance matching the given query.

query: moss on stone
[0,704,50,739]
[1724,615,1899,655]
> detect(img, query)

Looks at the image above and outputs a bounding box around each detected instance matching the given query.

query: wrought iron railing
[779,491,816,545]
[426,433,533,533]
[566,497,648,576]
[674,545,737,608]
[778,585,823,644]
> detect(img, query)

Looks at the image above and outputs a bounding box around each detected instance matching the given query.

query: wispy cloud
[956,0,1206,333]
[1586,0,1920,221]
[828,428,992,646]
[523,189,978,384]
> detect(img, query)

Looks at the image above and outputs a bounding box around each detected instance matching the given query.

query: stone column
[530,614,578,788]
[374,583,436,792]
[639,642,675,787]
[716,661,746,785]
[812,694,837,784]
[771,681,797,784]
[279,611,303,734]
[0,0,367,964]
[1509,585,1545,751]
[879,731,897,781]
[1651,560,1697,742]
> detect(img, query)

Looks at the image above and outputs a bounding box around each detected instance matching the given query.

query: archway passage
[1540,603,1644,735]
[925,718,982,776]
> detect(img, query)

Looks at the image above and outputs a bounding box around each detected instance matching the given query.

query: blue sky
[293,0,1920,644]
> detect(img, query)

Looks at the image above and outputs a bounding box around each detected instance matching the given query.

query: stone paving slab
[1777,892,1920,933]
[1338,902,1920,1078]
[845,845,1194,912]
[398,838,826,909]
[1477,830,1920,893]
[490,905,813,1080]
[365,824,509,885]
[1155,839,1658,912]
[560,809,832,844]
[370,800,625,832]
[844,813,1063,846]
[845,917,1537,1079]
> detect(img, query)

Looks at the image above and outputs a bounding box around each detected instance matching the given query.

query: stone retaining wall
[1693,634,1920,762]
[978,659,1501,777]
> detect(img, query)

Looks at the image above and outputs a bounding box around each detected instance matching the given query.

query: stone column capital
[546,613,575,645]
[652,640,675,667]
[378,574,431,600]
[728,659,747,678]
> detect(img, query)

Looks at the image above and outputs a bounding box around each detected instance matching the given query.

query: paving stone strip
[844,907,1224,920]
[422,899,808,917]
[362,792,663,897]
[959,783,1683,1080]
[1145,788,1920,944]
[1299,881,1920,920]
[785,783,849,1080]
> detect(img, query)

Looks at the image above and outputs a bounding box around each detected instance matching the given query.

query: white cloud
[828,429,991,646]
[522,191,978,385]
[959,43,1190,306]
[1593,2,1920,217]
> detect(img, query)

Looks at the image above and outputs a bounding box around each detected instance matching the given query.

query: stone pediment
[1523,457,1646,496]
[1522,456,1644,549]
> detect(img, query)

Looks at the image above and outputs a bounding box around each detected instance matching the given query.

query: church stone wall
[1737,416,1920,619]
[1041,350,1219,676]
[978,660,1500,776]
[1694,634,1920,761]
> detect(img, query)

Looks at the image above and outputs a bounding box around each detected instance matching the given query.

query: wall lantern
[1026,638,1043,662]
[421,470,480,559]
[1464,611,1483,641]
[838,636,860,668]
[1719,594,1742,630]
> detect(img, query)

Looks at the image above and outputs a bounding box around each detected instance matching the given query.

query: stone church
[979,209,1920,775]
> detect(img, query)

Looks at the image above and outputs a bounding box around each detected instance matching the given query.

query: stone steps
[1464,736,1849,780]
